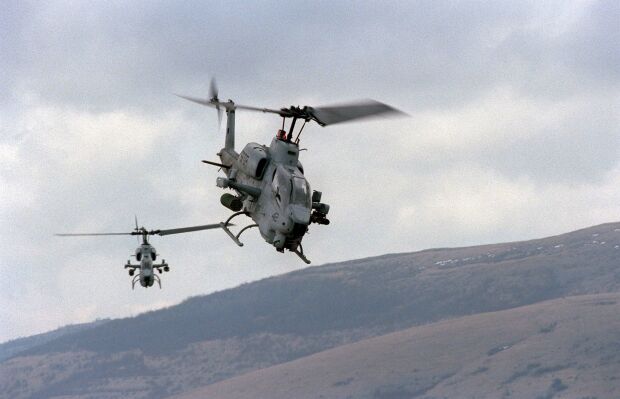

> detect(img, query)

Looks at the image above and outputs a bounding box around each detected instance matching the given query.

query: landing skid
[131,275,140,290]
[130,274,162,289]
[220,211,311,264]
[221,222,244,246]
[220,211,257,247]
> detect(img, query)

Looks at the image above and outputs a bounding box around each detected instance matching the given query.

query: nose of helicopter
[288,204,311,225]
[141,275,153,287]
[141,268,153,287]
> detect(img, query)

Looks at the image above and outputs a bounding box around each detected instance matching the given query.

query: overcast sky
[1,0,619,343]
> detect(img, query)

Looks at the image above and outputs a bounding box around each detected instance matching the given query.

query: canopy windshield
[290,176,311,207]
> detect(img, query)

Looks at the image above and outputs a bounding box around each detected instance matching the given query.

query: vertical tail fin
[225,107,235,151]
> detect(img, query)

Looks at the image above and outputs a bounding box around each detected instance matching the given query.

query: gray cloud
[1,0,619,342]
[6,1,615,111]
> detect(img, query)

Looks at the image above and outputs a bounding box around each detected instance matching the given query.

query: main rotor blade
[233,103,289,116]
[177,93,406,126]
[56,233,132,236]
[176,94,286,116]
[309,100,406,126]
[153,223,227,236]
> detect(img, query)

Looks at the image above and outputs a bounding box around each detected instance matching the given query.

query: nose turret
[140,268,153,287]
[289,204,311,225]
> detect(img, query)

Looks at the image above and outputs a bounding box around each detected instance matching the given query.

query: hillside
[0,320,110,362]
[2,222,620,398]
[172,293,620,399]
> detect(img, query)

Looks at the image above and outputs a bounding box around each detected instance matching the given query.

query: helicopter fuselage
[57,219,222,289]
[125,242,167,289]
[218,137,320,252]
[135,244,157,287]
[180,83,399,262]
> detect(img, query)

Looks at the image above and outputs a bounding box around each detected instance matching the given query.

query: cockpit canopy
[272,166,311,208]
[291,176,311,207]
[135,246,156,261]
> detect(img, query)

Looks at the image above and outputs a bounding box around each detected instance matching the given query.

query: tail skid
[293,244,311,264]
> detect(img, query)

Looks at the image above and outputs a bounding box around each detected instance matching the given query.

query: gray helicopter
[178,80,404,264]
[56,218,224,289]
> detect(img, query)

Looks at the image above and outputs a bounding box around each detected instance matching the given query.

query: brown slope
[4,222,620,399]
[171,293,620,399]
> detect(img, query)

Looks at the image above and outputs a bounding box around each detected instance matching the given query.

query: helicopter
[178,79,404,264]
[56,218,224,289]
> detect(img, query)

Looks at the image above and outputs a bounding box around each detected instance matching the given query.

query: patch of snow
[435,259,459,266]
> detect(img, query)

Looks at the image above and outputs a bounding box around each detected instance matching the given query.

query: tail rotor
[209,77,223,129]
[134,215,141,244]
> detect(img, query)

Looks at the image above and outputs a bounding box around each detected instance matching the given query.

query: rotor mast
[287,116,298,142]
[283,115,308,144]
[139,229,149,245]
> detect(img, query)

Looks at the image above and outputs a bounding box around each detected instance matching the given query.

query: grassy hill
[0,320,110,362]
[2,222,620,398]
[172,293,620,399]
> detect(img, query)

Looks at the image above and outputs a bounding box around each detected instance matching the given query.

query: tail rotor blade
[134,215,141,244]
[209,77,219,101]
[209,78,224,129]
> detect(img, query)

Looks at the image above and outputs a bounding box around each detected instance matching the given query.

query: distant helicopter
[56,218,224,289]
[178,79,404,263]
